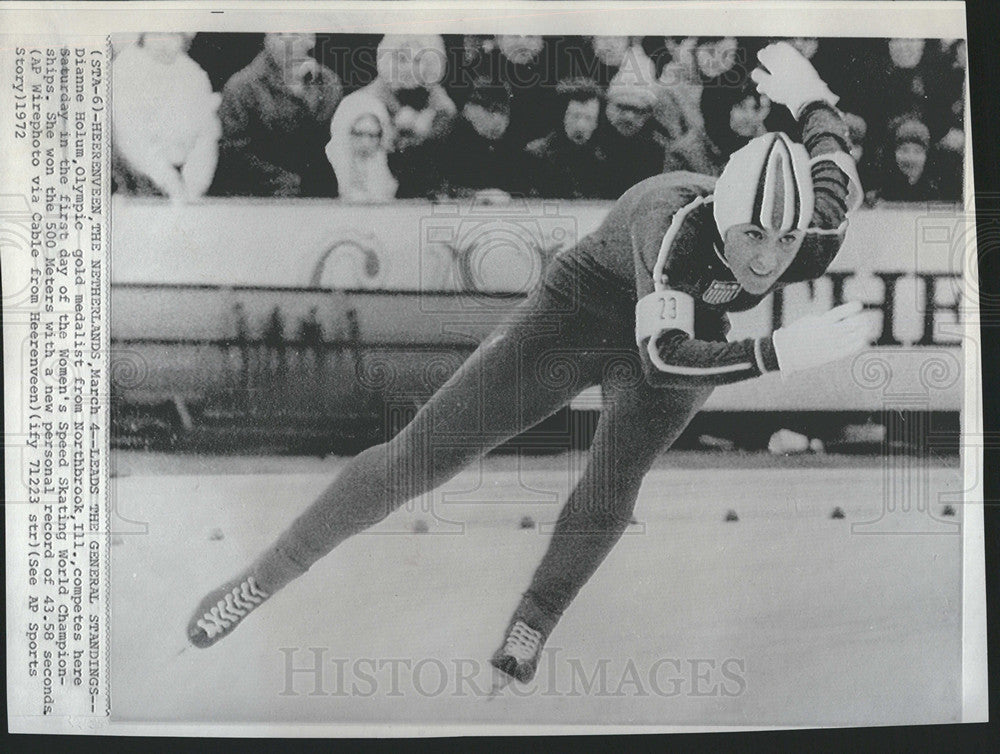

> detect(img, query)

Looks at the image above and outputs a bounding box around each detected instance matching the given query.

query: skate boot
[490,618,547,684]
[187,573,270,648]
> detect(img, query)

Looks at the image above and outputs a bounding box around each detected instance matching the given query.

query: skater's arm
[750,42,863,282]
[641,330,780,388]
[626,190,777,387]
[637,294,870,387]
[635,291,779,387]
[778,103,861,283]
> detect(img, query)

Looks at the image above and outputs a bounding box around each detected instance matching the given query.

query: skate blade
[486,668,514,701]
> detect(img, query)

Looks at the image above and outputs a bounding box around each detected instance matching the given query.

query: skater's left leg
[492,376,713,680]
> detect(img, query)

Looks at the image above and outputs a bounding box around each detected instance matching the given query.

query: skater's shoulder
[620,171,716,218]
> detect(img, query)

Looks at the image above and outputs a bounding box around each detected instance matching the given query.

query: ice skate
[490,618,547,685]
[187,573,271,648]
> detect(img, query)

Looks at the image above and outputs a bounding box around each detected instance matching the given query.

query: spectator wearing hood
[596,47,665,197]
[359,34,457,198]
[325,91,398,203]
[213,32,342,197]
[112,33,221,202]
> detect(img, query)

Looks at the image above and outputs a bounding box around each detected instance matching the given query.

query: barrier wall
[110,196,967,413]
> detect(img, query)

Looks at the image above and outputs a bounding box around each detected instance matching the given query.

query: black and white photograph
[2,0,989,737]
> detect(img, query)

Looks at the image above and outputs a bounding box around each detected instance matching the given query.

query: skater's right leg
[257,336,592,589]
[188,286,608,647]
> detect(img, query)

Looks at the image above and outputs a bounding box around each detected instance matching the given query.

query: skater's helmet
[713,132,815,240]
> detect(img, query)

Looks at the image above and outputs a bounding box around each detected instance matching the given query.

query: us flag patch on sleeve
[701,281,742,304]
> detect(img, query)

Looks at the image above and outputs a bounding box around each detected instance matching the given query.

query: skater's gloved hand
[771,300,869,376]
[750,41,838,120]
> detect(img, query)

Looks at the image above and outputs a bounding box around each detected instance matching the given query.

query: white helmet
[713,132,815,239]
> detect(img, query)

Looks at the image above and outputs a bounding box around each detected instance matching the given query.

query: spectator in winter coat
[112,33,221,202]
[359,34,457,198]
[597,48,665,198]
[525,79,609,199]
[438,79,526,200]
[213,32,342,197]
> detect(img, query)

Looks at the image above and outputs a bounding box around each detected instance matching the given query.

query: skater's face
[563,98,600,144]
[722,224,804,294]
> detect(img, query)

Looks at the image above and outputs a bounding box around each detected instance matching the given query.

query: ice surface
[110,453,963,728]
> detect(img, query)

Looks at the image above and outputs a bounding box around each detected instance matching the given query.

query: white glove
[750,41,838,120]
[771,301,869,375]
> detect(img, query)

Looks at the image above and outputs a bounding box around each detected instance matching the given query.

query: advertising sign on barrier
[111,197,964,411]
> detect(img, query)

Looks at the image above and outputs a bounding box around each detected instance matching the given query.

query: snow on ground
[109,452,963,728]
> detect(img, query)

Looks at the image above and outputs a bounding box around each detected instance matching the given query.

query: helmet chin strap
[712,224,731,269]
[652,194,715,292]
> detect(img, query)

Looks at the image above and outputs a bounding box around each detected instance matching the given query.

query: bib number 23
[635,289,695,343]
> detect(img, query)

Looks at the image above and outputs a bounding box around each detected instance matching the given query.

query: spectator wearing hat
[362,34,456,146]
[693,36,741,82]
[597,47,665,198]
[449,34,559,149]
[866,38,957,149]
[876,116,941,202]
[112,33,221,202]
[438,78,527,199]
[213,32,342,197]
[525,79,609,199]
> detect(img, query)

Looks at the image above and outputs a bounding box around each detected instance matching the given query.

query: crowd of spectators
[111,32,967,205]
